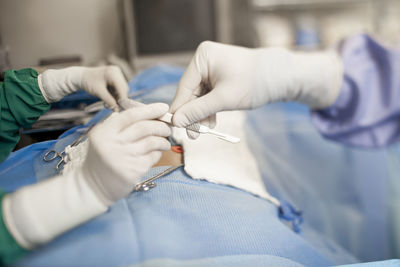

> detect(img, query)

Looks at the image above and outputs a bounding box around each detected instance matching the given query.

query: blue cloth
[132,255,307,267]
[312,34,400,148]
[310,34,400,259]
[246,103,393,261]
[338,259,400,267]
[0,65,398,266]
[15,167,337,267]
[130,258,400,267]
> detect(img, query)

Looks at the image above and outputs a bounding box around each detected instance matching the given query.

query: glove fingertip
[103,97,118,110]
[186,129,200,140]
[157,103,170,113]
[209,114,217,129]
[172,111,190,128]
[146,102,168,112]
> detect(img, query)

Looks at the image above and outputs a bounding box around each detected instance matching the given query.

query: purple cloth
[312,34,400,148]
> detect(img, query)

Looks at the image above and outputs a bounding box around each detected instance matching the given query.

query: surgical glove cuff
[39,67,84,103]
[291,50,343,109]
[254,48,343,109]
[2,168,107,249]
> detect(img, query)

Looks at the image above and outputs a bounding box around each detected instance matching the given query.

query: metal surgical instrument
[43,124,95,170]
[43,150,67,170]
[185,123,240,143]
[117,98,240,143]
[133,164,183,192]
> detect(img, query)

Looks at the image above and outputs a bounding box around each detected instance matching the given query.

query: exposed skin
[154,149,183,167]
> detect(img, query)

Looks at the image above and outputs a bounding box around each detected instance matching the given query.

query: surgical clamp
[43,124,95,169]
[133,164,183,192]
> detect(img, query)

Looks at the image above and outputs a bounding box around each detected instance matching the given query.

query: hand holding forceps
[43,124,95,170]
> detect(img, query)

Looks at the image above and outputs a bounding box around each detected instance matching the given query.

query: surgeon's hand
[82,103,171,205]
[170,41,343,138]
[2,103,171,250]
[39,66,129,109]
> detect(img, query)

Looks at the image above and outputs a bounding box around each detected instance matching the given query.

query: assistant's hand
[170,41,343,138]
[39,66,129,109]
[82,103,171,205]
[2,103,171,249]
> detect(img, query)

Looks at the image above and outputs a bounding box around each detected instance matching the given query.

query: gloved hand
[38,66,129,109]
[2,103,171,249]
[170,41,343,138]
[82,103,171,205]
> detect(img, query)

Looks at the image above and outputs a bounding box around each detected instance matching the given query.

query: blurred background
[1,0,400,75]
[1,1,400,264]
[1,0,400,144]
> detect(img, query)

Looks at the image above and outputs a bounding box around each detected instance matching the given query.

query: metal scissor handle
[133,164,183,192]
[43,150,66,170]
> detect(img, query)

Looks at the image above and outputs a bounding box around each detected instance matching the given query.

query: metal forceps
[133,164,183,192]
[43,124,95,170]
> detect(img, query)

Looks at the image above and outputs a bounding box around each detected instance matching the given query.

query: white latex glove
[38,66,129,109]
[2,103,171,249]
[82,103,171,205]
[170,41,343,138]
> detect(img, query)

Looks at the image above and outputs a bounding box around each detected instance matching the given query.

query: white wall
[0,0,122,68]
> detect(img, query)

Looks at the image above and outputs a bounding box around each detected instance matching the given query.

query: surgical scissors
[43,124,95,170]
[43,150,67,170]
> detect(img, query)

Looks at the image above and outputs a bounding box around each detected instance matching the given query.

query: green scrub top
[0,68,50,265]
